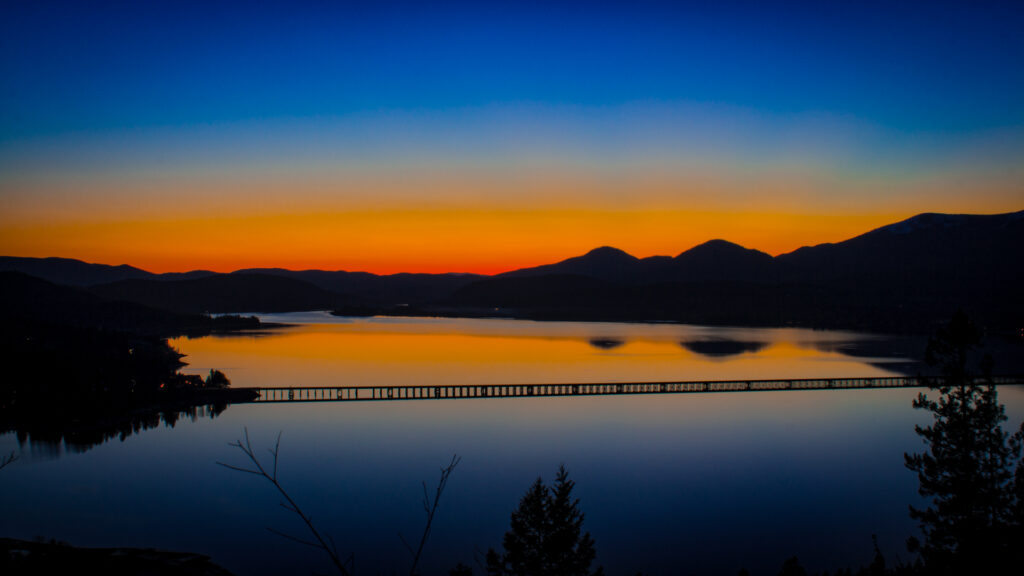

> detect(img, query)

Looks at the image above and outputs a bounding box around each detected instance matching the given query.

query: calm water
[3,314,1023,575]
[168,312,923,387]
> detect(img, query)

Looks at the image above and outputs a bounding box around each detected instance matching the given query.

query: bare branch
[473,545,489,573]
[272,431,282,481]
[220,427,351,576]
[0,451,17,472]
[215,461,263,476]
[399,532,416,556]
[408,454,461,576]
[328,535,340,562]
[267,527,321,548]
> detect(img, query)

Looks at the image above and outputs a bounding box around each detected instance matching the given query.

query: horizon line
[3,208,1020,276]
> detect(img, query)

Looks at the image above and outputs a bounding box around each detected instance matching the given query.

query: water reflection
[169,314,914,390]
[8,403,229,457]
[588,338,625,350]
[1,316,923,459]
[680,339,767,358]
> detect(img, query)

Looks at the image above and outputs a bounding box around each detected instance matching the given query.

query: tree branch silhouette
[403,454,461,576]
[0,451,17,472]
[217,428,350,576]
[219,429,460,576]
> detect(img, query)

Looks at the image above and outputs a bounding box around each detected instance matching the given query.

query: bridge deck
[246,375,1024,403]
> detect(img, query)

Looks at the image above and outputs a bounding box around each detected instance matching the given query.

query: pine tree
[546,466,598,576]
[487,465,602,576]
[904,310,1023,573]
[498,478,549,576]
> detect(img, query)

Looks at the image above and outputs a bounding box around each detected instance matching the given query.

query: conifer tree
[904,310,1023,573]
[487,465,602,576]
[546,466,599,576]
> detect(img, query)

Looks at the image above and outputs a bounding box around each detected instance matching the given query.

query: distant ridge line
[3,209,1022,332]
[4,209,1021,279]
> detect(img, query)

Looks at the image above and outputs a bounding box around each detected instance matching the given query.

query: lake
[3,314,1023,575]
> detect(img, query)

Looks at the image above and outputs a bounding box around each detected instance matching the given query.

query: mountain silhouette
[447,210,1023,331]
[0,271,251,336]
[0,256,220,287]
[668,239,776,283]
[0,256,154,287]
[2,210,1021,332]
[231,268,482,305]
[501,241,776,284]
[0,257,479,308]
[778,211,1024,288]
[90,273,343,314]
[501,246,644,284]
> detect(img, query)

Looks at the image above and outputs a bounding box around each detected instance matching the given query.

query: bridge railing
[246,375,1024,403]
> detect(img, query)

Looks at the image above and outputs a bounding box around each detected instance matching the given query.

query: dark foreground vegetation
[0,271,257,450]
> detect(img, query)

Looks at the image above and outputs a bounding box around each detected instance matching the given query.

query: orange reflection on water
[170,316,905,389]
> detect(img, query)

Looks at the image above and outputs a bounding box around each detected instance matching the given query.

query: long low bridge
[246,375,1024,403]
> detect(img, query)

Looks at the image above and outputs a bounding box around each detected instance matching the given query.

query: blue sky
[1,1,1022,272]
[4,1,1022,138]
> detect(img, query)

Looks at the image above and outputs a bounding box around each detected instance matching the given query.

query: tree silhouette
[0,451,16,472]
[776,556,807,576]
[904,310,1023,573]
[205,368,230,388]
[486,465,602,576]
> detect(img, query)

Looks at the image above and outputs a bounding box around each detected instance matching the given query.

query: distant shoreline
[330,305,942,336]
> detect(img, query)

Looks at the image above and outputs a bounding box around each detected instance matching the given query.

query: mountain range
[2,210,1021,333]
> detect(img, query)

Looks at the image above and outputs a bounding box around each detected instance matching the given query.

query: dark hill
[0,257,480,307]
[668,240,776,283]
[778,211,1024,286]
[498,241,777,284]
[0,271,239,336]
[4,209,1021,332]
[0,256,219,286]
[499,246,643,284]
[153,270,219,281]
[0,256,153,287]
[0,275,259,447]
[91,273,342,314]
[447,210,1024,332]
[775,211,1024,325]
[451,274,627,310]
[233,268,481,305]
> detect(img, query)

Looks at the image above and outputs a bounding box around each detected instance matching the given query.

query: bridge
[246,375,1024,403]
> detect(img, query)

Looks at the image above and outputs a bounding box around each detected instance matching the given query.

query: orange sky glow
[2,116,1022,275]
[0,206,995,274]
[3,5,1024,277]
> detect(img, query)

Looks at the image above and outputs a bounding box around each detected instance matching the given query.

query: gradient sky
[1,0,1022,273]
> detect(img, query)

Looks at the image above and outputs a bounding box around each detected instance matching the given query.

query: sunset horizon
[3,3,1023,575]
[4,3,1022,276]
[3,207,1019,275]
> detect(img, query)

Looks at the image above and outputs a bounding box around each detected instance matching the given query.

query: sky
[1,0,1022,274]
